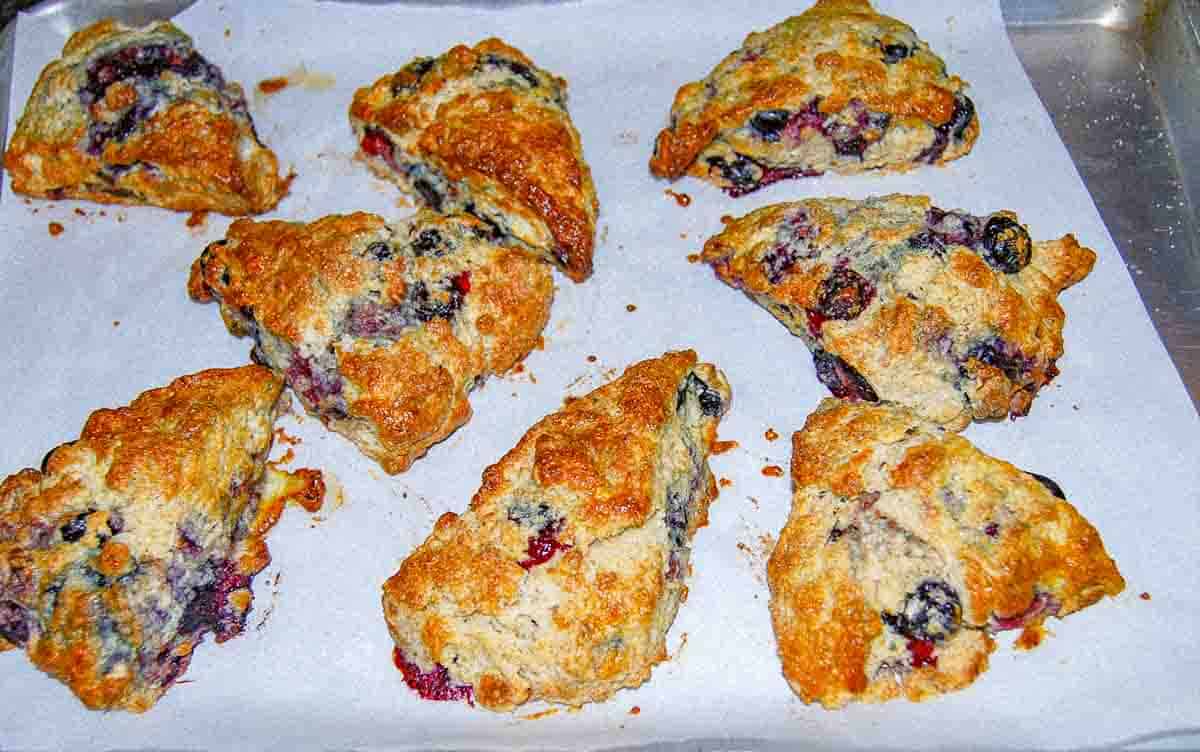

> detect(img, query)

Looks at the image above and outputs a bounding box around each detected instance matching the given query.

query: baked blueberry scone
[381,351,730,710]
[349,38,599,282]
[768,398,1124,708]
[700,194,1096,429]
[4,20,289,215]
[188,210,554,475]
[0,366,323,712]
[650,0,979,194]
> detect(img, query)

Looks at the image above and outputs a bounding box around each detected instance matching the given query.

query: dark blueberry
[749,109,790,141]
[677,373,724,417]
[915,129,949,164]
[179,582,219,634]
[817,267,875,320]
[812,350,878,402]
[365,241,394,261]
[0,600,30,646]
[480,54,540,88]
[833,135,868,158]
[944,95,976,141]
[826,524,857,544]
[706,155,760,194]
[60,511,92,543]
[882,580,962,642]
[907,230,945,254]
[927,207,982,247]
[761,245,798,284]
[410,58,435,78]
[411,229,446,257]
[980,215,1033,274]
[665,489,689,549]
[506,501,555,530]
[965,338,1027,382]
[107,511,125,535]
[1026,471,1066,500]
[413,177,444,212]
[879,40,911,64]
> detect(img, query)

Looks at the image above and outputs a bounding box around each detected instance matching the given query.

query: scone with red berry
[768,399,1124,708]
[382,351,729,710]
[189,210,554,474]
[4,20,289,215]
[700,194,1095,429]
[650,0,978,194]
[0,366,322,712]
[350,38,598,281]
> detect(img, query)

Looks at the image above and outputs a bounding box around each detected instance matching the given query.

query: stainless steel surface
[0,0,1197,413]
[1003,0,1200,408]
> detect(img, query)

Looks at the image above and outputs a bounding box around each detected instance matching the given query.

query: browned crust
[650,0,977,180]
[3,20,288,215]
[768,399,1124,708]
[349,38,598,281]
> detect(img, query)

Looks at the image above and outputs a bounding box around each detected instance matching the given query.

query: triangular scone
[650,0,978,194]
[0,366,323,712]
[349,38,599,282]
[189,210,554,474]
[768,399,1124,708]
[701,194,1095,429]
[382,351,730,711]
[4,20,289,215]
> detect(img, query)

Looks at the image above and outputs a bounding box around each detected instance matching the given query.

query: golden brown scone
[701,194,1095,429]
[650,0,978,194]
[768,399,1124,708]
[189,210,554,474]
[3,20,289,215]
[349,38,599,282]
[381,351,730,711]
[0,366,323,712]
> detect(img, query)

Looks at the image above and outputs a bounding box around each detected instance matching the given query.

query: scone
[4,20,289,215]
[381,351,730,710]
[349,38,599,282]
[650,0,978,194]
[0,366,323,712]
[188,210,554,474]
[768,398,1124,708]
[700,194,1095,429]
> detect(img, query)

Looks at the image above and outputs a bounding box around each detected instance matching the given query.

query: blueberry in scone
[349,38,599,282]
[650,0,979,194]
[700,194,1095,429]
[0,366,323,712]
[188,211,554,474]
[3,20,290,215]
[768,398,1124,708]
[381,351,730,710]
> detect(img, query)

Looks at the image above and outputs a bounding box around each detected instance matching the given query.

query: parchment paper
[1,1,1198,749]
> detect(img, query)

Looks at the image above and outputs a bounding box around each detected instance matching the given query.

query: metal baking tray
[2,0,1197,411]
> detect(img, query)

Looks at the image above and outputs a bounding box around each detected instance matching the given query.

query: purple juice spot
[393,648,474,705]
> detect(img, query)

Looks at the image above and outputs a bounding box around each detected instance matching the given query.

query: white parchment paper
[1,1,1198,749]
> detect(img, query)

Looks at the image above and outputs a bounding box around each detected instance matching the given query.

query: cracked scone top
[701,194,1096,429]
[4,20,289,215]
[650,0,978,194]
[189,210,554,475]
[382,351,730,710]
[0,366,323,712]
[349,38,599,282]
[768,399,1123,708]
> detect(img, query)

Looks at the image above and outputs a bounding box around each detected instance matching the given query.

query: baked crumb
[1140,592,1151,601]
[626,304,638,312]
[765,427,780,441]
[712,440,738,454]
[719,477,732,487]
[686,253,701,263]
[761,464,784,477]
[664,189,692,207]
[186,210,209,228]
[257,76,290,95]
[48,221,64,236]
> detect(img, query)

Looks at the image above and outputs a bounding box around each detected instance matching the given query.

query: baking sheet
[1,0,1198,749]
